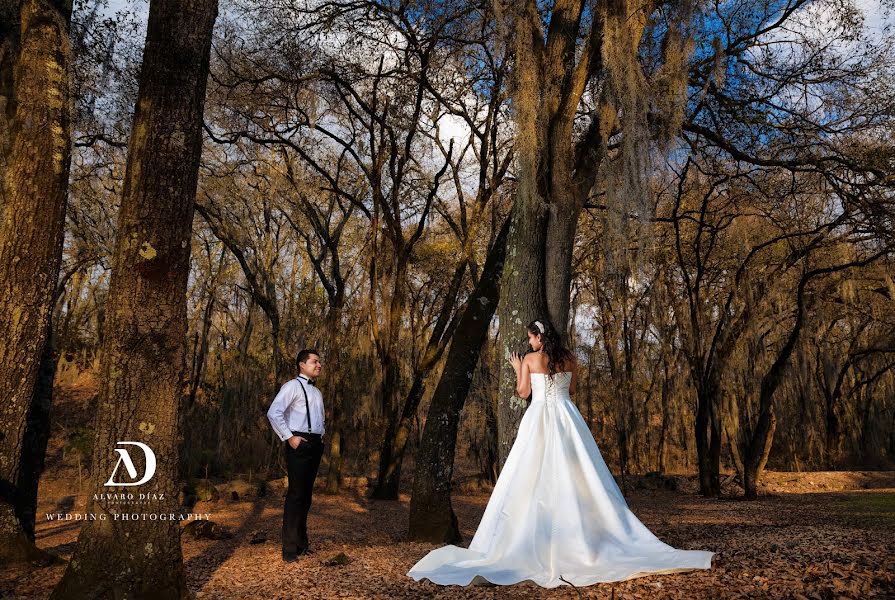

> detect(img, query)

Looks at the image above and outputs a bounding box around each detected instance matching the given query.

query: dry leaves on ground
[2,472,893,599]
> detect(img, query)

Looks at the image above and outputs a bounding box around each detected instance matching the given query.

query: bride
[407,318,714,588]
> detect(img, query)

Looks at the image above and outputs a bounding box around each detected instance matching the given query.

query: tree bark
[492,0,607,468]
[544,176,585,339]
[16,321,57,541]
[0,0,71,564]
[371,248,470,499]
[408,215,511,542]
[50,1,217,597]
[694,375,722,497]
[495,197,549,468]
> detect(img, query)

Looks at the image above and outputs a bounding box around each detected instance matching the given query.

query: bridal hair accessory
[534,320,545,333]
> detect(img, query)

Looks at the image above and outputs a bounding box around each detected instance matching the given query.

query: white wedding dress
[407,370,714,588]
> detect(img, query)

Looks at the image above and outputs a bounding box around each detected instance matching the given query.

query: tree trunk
[585,343,596,429]
[187,250,227,414]
[545,187,584,340]
[50,1,217,597]
[495,196,549,469]
[824,389,845,467]
[187,279,216,409]
[0,0,71,564]
[408,215,510,542]
[324,424,343,494]
[709,394,723,491]
[372,319,461,499]
[742,309,805,498]
[657,360,670,472]
[492,0,605,470]
[370,412,402,500]
[371,372,425,500]
[371,253,470,500]
[743,409,775,499]
[695,377,722,497]
[724,414,745,483]
[16,321,57,541]
[483,374,500,484]
[368,254,409,498]
[320,305,344,494]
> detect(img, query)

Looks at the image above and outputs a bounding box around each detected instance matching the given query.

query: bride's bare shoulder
[522,351,537,365]
[524,351,547,370]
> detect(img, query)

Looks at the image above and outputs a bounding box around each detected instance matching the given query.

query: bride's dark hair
[526,318,574,376]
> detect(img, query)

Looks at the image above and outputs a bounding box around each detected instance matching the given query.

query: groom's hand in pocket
[288,435,302,450]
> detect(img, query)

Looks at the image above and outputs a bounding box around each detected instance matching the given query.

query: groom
[266,348,325,561]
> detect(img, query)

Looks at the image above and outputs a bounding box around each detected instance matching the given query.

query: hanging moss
[598,0,702,282]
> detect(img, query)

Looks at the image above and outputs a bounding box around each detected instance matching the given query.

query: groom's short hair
[296,348,320,369]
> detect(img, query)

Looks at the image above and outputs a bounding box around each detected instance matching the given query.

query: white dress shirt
[266,374,325,441]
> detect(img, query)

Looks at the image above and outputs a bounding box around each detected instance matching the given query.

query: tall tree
[51,0,218,596]
[492,0,697,467]
[408,214,511,542]
[0,0,72,564]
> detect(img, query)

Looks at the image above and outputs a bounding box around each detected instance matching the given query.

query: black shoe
[282,552,298,562]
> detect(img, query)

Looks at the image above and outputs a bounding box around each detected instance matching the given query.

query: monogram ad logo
[104,441,157,486]
[46,441,212,523]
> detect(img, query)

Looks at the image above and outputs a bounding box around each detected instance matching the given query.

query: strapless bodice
[530,371,572,404]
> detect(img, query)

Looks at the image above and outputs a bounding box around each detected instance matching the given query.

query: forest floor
[2,470,893,599]
[2,378,894,598]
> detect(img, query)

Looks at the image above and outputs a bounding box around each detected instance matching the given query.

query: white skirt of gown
[407,371,714,588]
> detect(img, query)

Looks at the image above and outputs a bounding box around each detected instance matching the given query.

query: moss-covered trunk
[50,1,217,597]
[408,215,511,542]
[492,0,603,469]
[0,0,71,565]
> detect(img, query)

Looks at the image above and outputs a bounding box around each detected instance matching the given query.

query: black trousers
[282,431,324,554]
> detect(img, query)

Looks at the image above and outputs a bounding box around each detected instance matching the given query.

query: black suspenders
[295,378,313,434]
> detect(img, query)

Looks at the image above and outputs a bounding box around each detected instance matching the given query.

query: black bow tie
[308,379,316,386]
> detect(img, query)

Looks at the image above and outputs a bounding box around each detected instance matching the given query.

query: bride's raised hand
[508,351,523,371]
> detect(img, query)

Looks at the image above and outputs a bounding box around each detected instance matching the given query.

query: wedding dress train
[407,371,714,588]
